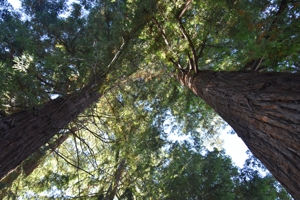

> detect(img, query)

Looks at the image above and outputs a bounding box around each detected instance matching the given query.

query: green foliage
[147,144,291,200]
[156,144,238,200]
[0,0,155,114]
[142,0,300,72]
[235,151,291,199]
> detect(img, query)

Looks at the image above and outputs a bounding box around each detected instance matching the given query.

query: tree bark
[0,88,101,180]
[177,70,300,199]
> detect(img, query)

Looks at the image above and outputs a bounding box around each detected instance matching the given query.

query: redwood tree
[145,0,300,198]
[178,70,300,198]
[0,87,101,180]
[0,0,155,180]
[0,127,74,199]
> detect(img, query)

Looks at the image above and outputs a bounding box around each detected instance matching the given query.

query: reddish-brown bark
[0,88,101,180]
[178,70,300,199]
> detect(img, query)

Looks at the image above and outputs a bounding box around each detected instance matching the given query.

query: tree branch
[168,57,184,70]
[196,33,209,59]
[177,19,198,73]
[48,143,94,176]
[152,16,170,46]
[177,0,192,19]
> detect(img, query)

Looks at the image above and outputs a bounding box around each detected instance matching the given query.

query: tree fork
[178,70,300,198]
[0,88,101,180]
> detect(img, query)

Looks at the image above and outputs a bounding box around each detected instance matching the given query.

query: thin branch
[197,41,206,60]
[152,16,170,46]
[168,57,183,70]
[178,0,192,19]
[256,65,268,72]
[187,52,194,73]
[81,124,118,144]
[196,33,209,59]
[35,75,55,88]
[177,18,198,73]
[48,143,94,176]
[152,14,188,71]
[252,57,264,71]
[71,130,98,168]
[73,134,81,197]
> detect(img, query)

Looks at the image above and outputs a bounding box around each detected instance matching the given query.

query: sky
[7,0,21,8]
[219,127,248,168]
[8,0,21,8]
[6,0,249,168]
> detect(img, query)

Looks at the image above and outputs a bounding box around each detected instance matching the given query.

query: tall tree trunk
[0,88,101,180]
[178,70,300,199]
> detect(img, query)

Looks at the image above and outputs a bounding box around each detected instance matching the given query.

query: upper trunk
[0,87,101,180]
[178,70,300,199]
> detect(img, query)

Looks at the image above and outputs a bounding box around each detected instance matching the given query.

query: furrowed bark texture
[178,70,300,199]
[0,88,101,180]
